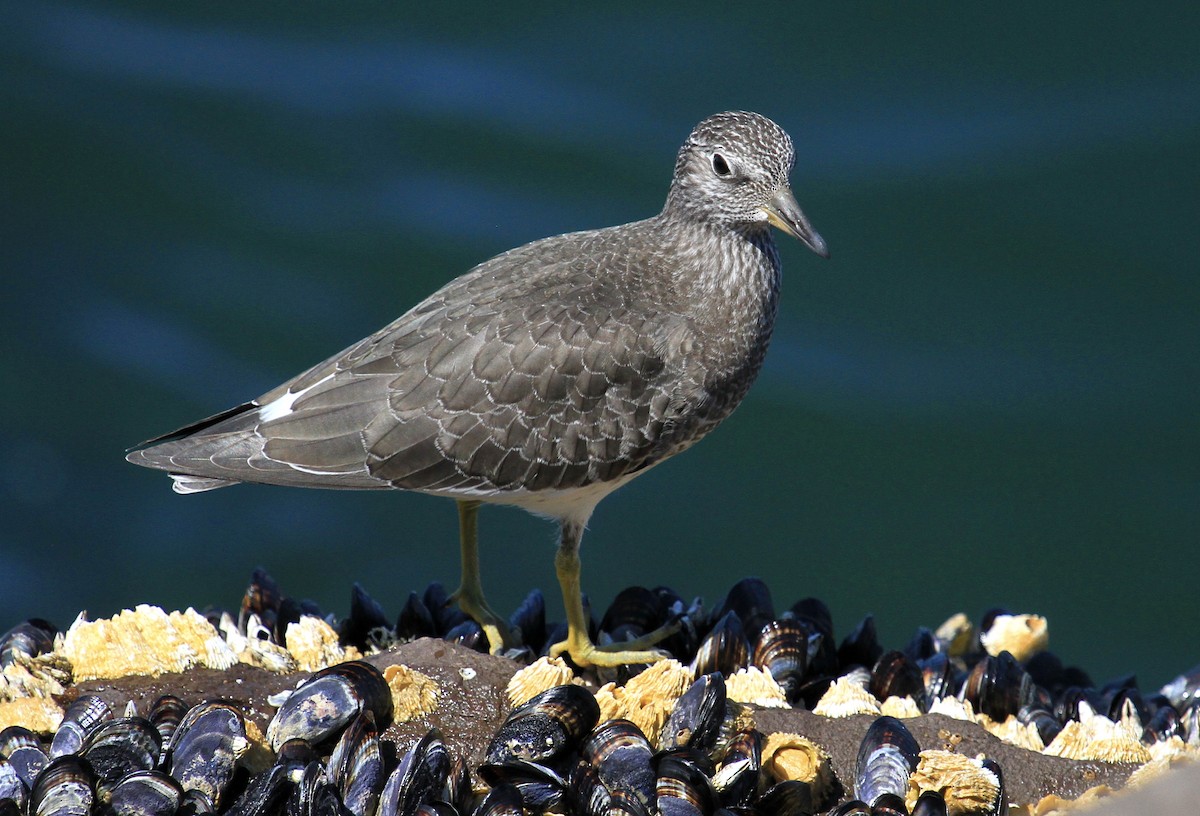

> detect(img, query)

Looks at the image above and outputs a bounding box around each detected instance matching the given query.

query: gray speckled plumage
[128,112,827,663]
[129,112,827,522]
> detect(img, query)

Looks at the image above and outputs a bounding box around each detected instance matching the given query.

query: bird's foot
[548,630,670,668]
[448,587,517,655]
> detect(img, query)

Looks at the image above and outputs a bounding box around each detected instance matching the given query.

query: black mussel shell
[869,650,926,709]
[107,770,184,816]
[712,728,761,808]
[903,627,939,662]
[600,587,668,643]
[51,695,114,759]
[0,618,57,668]
[378,729,450,816]
[80,718,161,792]
[962,651,1033,722]
[655,753,717,816]
[870,791,908,816]
[443,620,488,653]
[980,758,1006,816]
[166,702,248,807]
[422,583,468,636]
[661,674,726,755]
[31,755,95,816]
[581,719,655,810]
[757,780,815,816]
[917,653,955,708]
[854,716,920,806]
[1,726,48,790]
[396,593,437,642]
[340,584,391,652]
[478,758,566,812]
[222,765,289,816]
[826,800,871,816]
[710,579,775,643]
[0,759,27,815]
[1143,705,1182,743]
[910,789,948,816]
[1016,704,1062,746]
[838,615,882,672]
[267,661,393,750]
[148,696,189,765]
[470,782,522,816]
[508,590,546,653]
[484,684,599,765]
[327,712,384,816]
[691,613,748,679]
[752,617,810,703]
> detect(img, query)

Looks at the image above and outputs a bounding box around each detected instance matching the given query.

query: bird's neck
[665,217,782,333]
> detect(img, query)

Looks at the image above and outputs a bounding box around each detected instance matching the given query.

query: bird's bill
[763,187,830,258]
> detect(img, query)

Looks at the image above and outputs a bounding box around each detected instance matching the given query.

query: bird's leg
[448,499,516,654]
[548,519,669,667]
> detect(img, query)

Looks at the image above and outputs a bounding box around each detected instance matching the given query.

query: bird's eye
[711,152,732,177]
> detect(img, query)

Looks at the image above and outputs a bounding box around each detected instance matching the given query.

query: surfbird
[127,111,829,667]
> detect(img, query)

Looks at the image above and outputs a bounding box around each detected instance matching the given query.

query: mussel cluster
[307,574,1199,753]
[2,571,1199,816]
[0,692,249,816]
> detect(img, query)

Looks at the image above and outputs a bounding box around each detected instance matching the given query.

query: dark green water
[4,3,1198,688]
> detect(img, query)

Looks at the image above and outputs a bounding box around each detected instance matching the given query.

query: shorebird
[128,111,829,667]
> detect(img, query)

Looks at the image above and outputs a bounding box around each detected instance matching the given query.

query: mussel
[267,661,393,749]
[166,702,250,807]
[854,716,920,807]
[484,684,599,766]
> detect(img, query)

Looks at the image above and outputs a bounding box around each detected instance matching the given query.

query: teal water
[3,3,1198,688]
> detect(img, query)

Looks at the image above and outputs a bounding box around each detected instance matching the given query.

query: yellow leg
[548,520,669,667]
[449,500,515,654]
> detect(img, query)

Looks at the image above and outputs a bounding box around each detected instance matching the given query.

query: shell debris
[980,613,1049,662]
[505,655,577,706]
[906,749,1001,815]
[383,662,440,721]
[812,674,881,718]
[935,612,974,657]
[0,651,71,701]
[62,605,237,681]
[726,666,790,708]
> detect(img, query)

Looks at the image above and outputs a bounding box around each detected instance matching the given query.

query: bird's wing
[128,228,700,495]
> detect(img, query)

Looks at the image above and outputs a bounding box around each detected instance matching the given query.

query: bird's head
[667,111,829,258]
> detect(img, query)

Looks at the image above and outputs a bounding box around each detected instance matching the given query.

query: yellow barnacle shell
[880,695,923,719]
[1042,718,1151,764]
[285,616,350,672]
[726,666,790,708]
[0,697,64,734]
[383,663,440,722]
[906,750,1000,815]
[63,605,237,681]
[506,656,577,706]
[812,675,880,718]
[976,713,1045,752]
[763,732,833,786]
